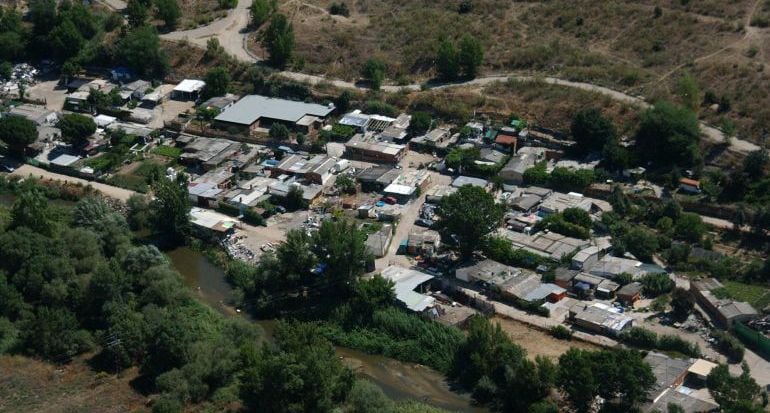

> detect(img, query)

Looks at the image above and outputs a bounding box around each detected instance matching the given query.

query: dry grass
[0,355,146,413]
[262,0,769,143]
[178,0,229,30]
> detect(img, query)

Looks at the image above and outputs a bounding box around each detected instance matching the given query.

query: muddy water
[166,247,483,413]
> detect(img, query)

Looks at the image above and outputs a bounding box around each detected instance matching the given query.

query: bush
[657,334,701,358]
[242,208,266,226]
[640,273,674,297]
[153,145,182,159]
[620,327,658,349]
[328,2,349,16]
[713,330,744,362]
[217,202,241,217]
[549,325,572,340]
[364,100,398,117]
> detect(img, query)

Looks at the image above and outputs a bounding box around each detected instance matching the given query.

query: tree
[570,108,617,155]
[116,25,169,78]
[437,185,503,257]
[154,0,181,29]
[264,13,294,68]
[285,185,306,211]
[202,67,230,99]
[334,174,356,195]
[0,116,37,156]
[640,273,674,297]
[408,111,432,136]
[673,212,705,244]
[275,229,316,285]
[11,184,55,236]
[436,38,459,80]
[562,207,591,229]
[49,19,85,61]
[269,123,290,141]
[60,60,80,84]
[557,348,597,413]
[707,363,765,413]
[127,194,151,230]
[335,90,351,112]
[250,0,275,27]
[20,306,92,360]
[458,34,483,77]
[0,61,12,80]
[676,72,700,111]
[311,220,371,296]
[620,227,659,262]
[351,275,395,322]
[126,0,149,27]
[149,177,191,246]
[670,287,693,320]
[58,113,96,147]
[743,149,767,178]
[361,58,386,90]
[635,102,701,169]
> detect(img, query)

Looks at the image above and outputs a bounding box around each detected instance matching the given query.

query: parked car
[415,218,434,228]
[382,196,397,205]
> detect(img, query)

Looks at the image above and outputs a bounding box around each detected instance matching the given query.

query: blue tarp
[574,282,590,291]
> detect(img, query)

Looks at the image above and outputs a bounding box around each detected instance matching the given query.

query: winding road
[155,1,760,155]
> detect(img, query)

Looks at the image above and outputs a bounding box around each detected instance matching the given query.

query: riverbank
[165,246,485,413]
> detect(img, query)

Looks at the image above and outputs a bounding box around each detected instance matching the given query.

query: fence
[734,321,770,361]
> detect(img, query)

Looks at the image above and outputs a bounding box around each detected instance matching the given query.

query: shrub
[549,325,573,340]
[620,327,658,349]
[657,334,701,358]
[328,2,349,16]
[640,273,675,297]
[713,330,744,362]
[217,202,240,217]
[243,208,266,226]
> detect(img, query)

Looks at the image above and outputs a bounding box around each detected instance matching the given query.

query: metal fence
[734,321,770,361]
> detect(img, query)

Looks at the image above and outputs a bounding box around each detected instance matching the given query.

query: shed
[172,79,206,101]
[617,282,643,306]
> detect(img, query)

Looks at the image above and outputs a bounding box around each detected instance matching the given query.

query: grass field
[714,280,770,311]
[152,145,183,159]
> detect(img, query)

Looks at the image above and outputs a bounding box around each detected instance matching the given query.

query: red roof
[679,178,700,187]
[495,134,517,145]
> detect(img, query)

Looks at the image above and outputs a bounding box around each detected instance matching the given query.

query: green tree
[241,322,354,412]
[264,13,294,68]
[20,306,92,360]
[707,363,765,413]
[570,108,617,155]
[345,380,393,413]
[49,19,85,61]
[673,212,705,244]
[562,207,591,229]
[250,0,275,27]
[620,227,659,262]
[676,71,700,112]
[275,229,316,285]
[635,102,701,169]
[458,34,483,77]
[361,58,386,90]
[335,90,351,112]
[59,60,80,84]
[154,0,181,29]
[116,25,169,78]
[408,111,431,136]
[0,116,37,156]
[670,287,693,320]
[311,220,371,296]
[743,149,767,179]
[149,177,191,246]
[640,273,674,297]
[285,185,306,211]
[436,38,459,80]
[126,0,149,27]
[127,194,151,231]
[269,123,290,140]
[10,184,54,236]
[202,66,230,99]
[58,113,96,147]
[334,174,356,195]
[437,185,503,257]
[0,61,12,80]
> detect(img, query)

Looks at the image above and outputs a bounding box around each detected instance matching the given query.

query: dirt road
[160,0,256,62]
[11,165,137,202]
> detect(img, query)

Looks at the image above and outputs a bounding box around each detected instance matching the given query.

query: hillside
[262,0,769,142]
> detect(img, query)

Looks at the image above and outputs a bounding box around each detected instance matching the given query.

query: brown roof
[679,177,700,187]
[495,134,517,145]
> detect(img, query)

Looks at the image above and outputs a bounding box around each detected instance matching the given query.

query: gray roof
[452,176,488,188]
[617,282,643,296]
[381,265,435,312]
[215,95,334,126]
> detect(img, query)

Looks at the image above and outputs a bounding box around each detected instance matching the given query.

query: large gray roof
[215,95,334,125]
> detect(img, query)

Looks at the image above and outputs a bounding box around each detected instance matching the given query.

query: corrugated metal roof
[216,95,334,126]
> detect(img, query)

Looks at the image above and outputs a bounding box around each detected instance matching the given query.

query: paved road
[11,165,137,202]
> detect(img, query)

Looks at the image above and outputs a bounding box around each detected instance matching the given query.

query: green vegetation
[362,58,387,90]
[250,0,276,27]
[0,115,37,156]
[153,145,183,159]
[640,273,675,297]
[58,113,96,148]
[549,325,573,340]
[707,363,767,413]
[436,185,504,257]
[523,162,597,192]
[535,207,592,240]
[712,330,745,363]
[202,66,230,99]
[269,123,290,140]
[570,108,617,156]
[481,236,546,270]
[635,102,701,170]
[264,13,294,68]
[712,280,770,311]
[619,326,701,358]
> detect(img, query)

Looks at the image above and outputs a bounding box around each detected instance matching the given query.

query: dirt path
[11,165,137,202]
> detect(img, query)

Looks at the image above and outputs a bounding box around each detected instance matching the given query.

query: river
[166,247,484,413]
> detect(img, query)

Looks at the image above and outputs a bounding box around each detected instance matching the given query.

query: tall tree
[58,113,96,147]
[311,220,371,297]
[10,184,55,236]
[126,0,148,27]
[436,185,503,257]
[570,108,617,155]
[250,0,275,27]
[264,13,294,68]
[436,38,459,80]
[49,18,85,61]
[0,116,37,156]
[149,176,191,246]
[408,111,431,135]
[361,58,386,90]
[154,0,181,29]
[707,363,765,413]
[635,102,701,169]
[116,25,169,78]
[202,66,231,99]
[458,34,483,78]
